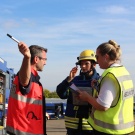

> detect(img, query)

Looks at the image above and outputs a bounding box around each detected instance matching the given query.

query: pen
[7,34,20,43]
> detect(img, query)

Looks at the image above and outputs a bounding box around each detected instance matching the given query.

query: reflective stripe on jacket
[6,68,44,135]
[88,66,134,134]
[65,116,92,130]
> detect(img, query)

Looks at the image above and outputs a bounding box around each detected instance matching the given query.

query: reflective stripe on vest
[6,126,43,135]
[65,116,92,130]
[10,90,43,105]
[88,66,134,134]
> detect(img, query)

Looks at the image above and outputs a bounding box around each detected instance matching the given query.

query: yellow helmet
[77,50,97,64]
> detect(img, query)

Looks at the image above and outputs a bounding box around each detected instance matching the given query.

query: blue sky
[1,0,135,91]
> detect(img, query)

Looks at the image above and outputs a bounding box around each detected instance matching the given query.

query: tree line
[43,89,59,98]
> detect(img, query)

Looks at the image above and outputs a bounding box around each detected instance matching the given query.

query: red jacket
[6,68,45,135]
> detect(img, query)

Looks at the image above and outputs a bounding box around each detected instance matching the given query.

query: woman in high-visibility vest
[77,40,134,135]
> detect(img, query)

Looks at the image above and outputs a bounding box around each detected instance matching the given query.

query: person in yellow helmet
[77,40,134,135]
[56,50,100,135]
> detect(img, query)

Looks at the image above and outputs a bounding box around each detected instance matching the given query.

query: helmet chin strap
[80,69,93,77]
[80,64,94,77]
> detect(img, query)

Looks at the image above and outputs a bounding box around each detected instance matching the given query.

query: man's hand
[18,42,31,58]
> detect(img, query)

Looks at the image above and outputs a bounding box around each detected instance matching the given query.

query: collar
[80,68,99,80]
[31,67,40,81]
[110,63,121,67]
[31,67,38,76]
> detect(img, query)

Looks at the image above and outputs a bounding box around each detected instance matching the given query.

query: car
[46,112,50,120]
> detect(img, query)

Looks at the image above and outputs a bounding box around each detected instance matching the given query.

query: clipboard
[69,83,79,94]
[69,83,93,105]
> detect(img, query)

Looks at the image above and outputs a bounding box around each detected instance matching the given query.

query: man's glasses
[38,56,47,61]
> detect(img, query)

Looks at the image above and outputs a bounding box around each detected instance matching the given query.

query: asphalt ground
[0,118,66,135]
[0,117,134,135]
[46,118,135,135]
[46,118,66,135]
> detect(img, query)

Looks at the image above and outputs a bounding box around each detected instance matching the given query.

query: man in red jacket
[6,42,47,135]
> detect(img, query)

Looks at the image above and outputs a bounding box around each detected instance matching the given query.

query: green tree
[43,89,59,98]
[44,89,50,98]
[49,91,59,98]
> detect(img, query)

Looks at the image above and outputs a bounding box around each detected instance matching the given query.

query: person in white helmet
[56,50,100,135]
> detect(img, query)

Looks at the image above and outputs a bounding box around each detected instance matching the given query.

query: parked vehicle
[0,57,15,127]
[46,98,67,119]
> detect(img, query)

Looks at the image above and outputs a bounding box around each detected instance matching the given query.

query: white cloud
[2,8,13,14]
[98,5,129,14]
[0,1,135,91]
[2,19,19,29]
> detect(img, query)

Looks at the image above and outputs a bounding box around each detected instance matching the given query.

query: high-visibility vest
[88,66,134,134]
[6,68,45,135]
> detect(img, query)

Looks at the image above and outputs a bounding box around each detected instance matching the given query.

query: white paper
[69,83,80,91]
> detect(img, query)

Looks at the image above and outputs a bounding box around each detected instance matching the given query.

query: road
[46,118,135,135]
[0,118,66,135]
[1,118,134,135]
[46,118,66,135]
